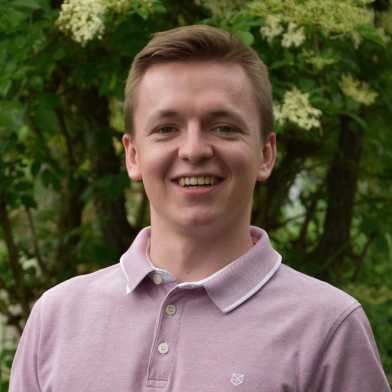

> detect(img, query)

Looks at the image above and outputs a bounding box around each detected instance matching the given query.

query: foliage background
[0,0,391,388]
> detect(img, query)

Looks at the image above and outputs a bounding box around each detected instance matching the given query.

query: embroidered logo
[230,373,245,386]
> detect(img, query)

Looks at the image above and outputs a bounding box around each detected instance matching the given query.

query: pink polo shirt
[10,227,390,391]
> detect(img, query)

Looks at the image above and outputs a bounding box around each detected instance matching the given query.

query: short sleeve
[9,298,42,392]
[312,306,391,392]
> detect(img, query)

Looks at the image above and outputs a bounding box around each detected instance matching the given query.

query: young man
[10,25,390,391]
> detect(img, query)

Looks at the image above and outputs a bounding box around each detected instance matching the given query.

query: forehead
[133,61,259,128]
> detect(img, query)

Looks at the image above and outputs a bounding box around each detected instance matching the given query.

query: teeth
[178,176,219,187]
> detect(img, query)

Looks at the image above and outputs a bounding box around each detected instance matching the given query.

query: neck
[149,220,253,283]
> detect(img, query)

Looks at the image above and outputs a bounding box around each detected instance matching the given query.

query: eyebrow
[203,110,247,126]
[144,110,180,132]
[202,110,251,134]
[145,108,248,131]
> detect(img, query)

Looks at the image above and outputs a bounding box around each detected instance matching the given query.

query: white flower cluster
[274,88,322,130]
[57,0,106,45]
[260,15,284,43]
[303,49,336,71]
[107,0,131,12]
[250,0,374,36]
[281,22,305,48]
[57,0,131,45]
[260,16,305,48]
[339,74,378,106]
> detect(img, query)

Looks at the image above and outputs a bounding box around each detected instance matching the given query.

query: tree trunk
[312,115,362,282]
[54,174,85,276]
[82,91,134,260]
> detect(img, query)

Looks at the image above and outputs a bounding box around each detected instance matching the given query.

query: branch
[25,206,49,276]
[296,187,324,248]
[55,107,76,167]
[352,234,376,282]
[269,207,325,230]
[355,196,392,205]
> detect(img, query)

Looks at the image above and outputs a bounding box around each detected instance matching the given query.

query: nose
[178,126,213,163]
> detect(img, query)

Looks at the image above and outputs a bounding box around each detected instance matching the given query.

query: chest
[38,292,313,392]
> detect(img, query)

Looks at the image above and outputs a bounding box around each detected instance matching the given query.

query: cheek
[138,148,173,183]
[224,146,261,175]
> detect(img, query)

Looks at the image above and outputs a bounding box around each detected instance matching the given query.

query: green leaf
[0,79,11,97]
[14,180,32,192]
[270,58,295,70]
[20,194,37,208]
[357,24,385,47]
[0,7,29,31]
[40,167,60,189]
[30,161,41,176]
[385,233,392,261]
[234,30,254,46]
[34,94,60,134]
[0,101,25,131]
[343,112,369,131]
[298,79,317,92]
[13,0,42,10]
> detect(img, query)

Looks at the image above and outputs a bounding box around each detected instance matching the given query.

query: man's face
[123,61,276,235]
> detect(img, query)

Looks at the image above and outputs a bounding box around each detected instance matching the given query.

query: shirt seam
[305,300,362,392]
[36,295,45,391]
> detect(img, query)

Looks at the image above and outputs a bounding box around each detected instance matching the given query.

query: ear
[257,132,277,182]
[122,134,142,181]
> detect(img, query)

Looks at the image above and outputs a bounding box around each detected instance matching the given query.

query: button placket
[147,288,184,388]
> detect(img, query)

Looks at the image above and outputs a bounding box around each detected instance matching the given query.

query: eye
[213,125,239,135]
[157,126,177,134]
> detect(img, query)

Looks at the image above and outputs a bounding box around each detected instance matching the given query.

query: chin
[176,214,221,232]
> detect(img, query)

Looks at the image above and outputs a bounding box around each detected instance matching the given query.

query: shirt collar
[120,226,282,313]
[119,227,155,294]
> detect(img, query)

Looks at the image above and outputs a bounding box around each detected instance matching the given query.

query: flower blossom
[249,0,374,37]
[57,0,131,45]
[260,15,284,43]
[303,50,336,71]
[281,22,305,48]
[274,88,322,130]
[339,74,378,106]
[260,16,306,48]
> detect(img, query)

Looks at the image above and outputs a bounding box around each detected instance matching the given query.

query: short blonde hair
[124,25,273,139]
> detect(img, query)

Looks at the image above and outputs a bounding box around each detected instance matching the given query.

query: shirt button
[165,304,177,316]
[152,273,163,285]
[158,342,169,355]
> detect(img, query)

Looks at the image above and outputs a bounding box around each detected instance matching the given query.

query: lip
[171,173,225,182]
[171,176,225,196]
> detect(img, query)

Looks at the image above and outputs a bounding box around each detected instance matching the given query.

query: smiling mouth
[175,176,223,187]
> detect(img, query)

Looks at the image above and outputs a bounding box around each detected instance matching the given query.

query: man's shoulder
[24,264,127,347]
[267,263,360,318]
[40,263,124,308]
